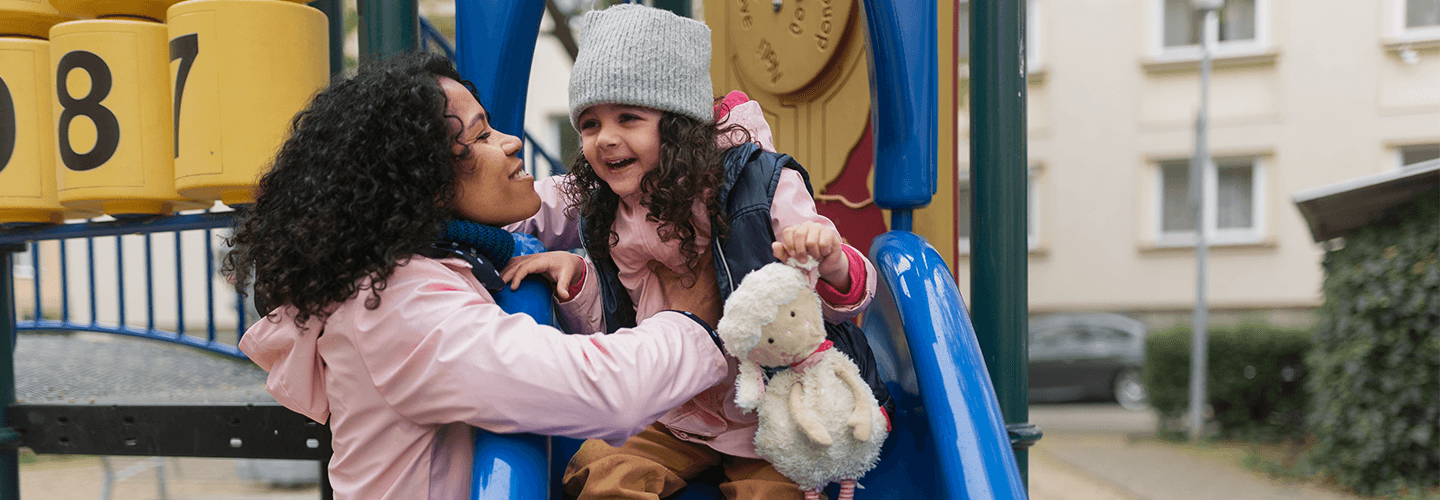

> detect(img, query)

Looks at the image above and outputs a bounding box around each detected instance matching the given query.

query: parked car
[1028,313,1149,410]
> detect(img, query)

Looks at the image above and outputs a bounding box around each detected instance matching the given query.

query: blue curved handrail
[861,230,1027,499]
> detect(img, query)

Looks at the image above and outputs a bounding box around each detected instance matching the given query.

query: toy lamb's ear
[734,359,766,412]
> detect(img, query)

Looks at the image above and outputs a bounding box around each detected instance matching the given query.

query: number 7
[170,33,198,159]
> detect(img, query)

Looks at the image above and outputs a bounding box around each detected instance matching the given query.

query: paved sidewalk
[1028,404,1365,500]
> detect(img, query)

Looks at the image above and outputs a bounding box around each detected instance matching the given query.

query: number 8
[55,50,121,172]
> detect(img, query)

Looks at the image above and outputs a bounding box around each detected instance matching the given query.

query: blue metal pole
[87,238,96,326]
[117,236,126,326]
[971,0,1035,483]
[205,229,215,343]
[862,0,938,212]
[175,233,184,336]
[59,240,68,322]
[146,234,154,331]
[30,242,39,323]
[453,0,545,137]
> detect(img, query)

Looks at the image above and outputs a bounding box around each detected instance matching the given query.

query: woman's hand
[501,251,586,301]
[772,222,851,292]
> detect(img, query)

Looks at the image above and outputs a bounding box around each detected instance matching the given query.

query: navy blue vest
[581,142,893,415]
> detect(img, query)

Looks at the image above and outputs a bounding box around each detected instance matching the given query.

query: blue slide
[472,231,1026,500]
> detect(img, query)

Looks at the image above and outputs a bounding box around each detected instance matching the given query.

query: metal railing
[1,211,246,359]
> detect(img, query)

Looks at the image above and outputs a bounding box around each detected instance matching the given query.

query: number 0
[170,34,198,158]
[0,76,14,173]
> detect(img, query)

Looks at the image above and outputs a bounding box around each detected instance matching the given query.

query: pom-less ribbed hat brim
[569,4,714,129]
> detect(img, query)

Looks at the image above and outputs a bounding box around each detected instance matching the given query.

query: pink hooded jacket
[509,100,877,458]
[239,255,728,500]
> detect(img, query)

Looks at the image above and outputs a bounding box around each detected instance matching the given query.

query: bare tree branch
[547,0,579,61]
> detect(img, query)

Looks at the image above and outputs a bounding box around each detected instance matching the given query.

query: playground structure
[0,1,1034,499]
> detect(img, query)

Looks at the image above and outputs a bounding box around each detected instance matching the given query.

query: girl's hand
[772,222,851,291]
[500,251,586,301]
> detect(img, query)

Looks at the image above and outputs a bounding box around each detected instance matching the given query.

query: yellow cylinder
[0,37,65,224]
[168,0,327,205]
[0,1,76,39]
[50,0,185,22]
[50,18,199,216]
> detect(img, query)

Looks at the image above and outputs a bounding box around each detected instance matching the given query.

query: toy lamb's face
[746,291,826,368]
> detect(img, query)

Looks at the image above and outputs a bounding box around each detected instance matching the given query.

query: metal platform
[8,332,329,461]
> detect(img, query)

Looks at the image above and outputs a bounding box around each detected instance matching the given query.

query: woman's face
[577,103,664,200]
[441,77,539,226]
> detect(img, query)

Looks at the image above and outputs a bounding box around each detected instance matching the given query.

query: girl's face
[441,78,539,226]
[577,103,664,200]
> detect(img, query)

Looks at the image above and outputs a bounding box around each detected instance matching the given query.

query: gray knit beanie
[569,4,713,129]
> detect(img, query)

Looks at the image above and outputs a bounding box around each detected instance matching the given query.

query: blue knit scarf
[439,220,514,269]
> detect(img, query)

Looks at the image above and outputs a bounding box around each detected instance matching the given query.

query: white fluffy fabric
[752,351,887,490]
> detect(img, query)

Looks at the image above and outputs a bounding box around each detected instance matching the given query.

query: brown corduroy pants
[563,422,805,500]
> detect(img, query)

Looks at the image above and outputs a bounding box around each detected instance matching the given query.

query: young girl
[502,5,886,499]
[225,53,733,500]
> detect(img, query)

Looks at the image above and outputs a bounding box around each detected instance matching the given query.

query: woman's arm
[344,258,724,442]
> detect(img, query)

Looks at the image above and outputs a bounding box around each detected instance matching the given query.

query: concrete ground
[1028,403,1366,500]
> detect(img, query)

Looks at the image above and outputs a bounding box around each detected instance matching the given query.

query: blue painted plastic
[862,0,937,210]
[454,0,546,137]
[862,231,1027,499]
[470,233,555,500]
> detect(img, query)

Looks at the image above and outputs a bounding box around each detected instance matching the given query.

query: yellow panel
[0,0,76,39]
[728,0,854,95]
[50,18,198,216]
[710,0,868,193]
[168,0,328,205]
[49,0,184,21]
[0,37,63,224]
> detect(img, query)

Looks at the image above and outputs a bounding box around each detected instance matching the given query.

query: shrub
[1143,322,1312,441]
[1307,193,1439,497]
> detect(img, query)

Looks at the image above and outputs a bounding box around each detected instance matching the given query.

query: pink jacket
[512,101,878,458]
[239,255,728,500]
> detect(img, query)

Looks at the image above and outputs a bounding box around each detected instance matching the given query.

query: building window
[1156,156,1264,246]
[957,170,1038,254]
[1406,0,1440,31]
[1158,0,1266,57]
[1398,143,1440,168]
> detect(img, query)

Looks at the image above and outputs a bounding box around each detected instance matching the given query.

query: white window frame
[957,167,1039,255]
[1153,156,1267,247]
[1391,0,1440,41]
[1152,0,1270,61]
[12,243,34,280]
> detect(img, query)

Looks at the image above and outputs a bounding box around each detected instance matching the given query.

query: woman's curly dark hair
[223,53,478,326]
[563,112,752,275]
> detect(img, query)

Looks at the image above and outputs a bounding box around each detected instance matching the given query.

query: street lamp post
[1188,0,1222,443]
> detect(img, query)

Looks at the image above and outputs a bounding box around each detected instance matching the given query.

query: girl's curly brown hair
[223,53,478,326]
[563,112,752,275]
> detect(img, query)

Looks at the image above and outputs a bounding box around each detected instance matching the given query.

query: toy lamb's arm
[789,380,834,446]
[836,363,874,442]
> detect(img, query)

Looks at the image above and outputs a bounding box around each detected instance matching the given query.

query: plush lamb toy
[717,261,888,500]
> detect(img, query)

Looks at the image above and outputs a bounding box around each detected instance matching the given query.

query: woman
[225,53,728,500]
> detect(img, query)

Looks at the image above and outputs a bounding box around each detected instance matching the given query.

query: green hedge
[1143,322,1312,441]
[1307,193,1439,497]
